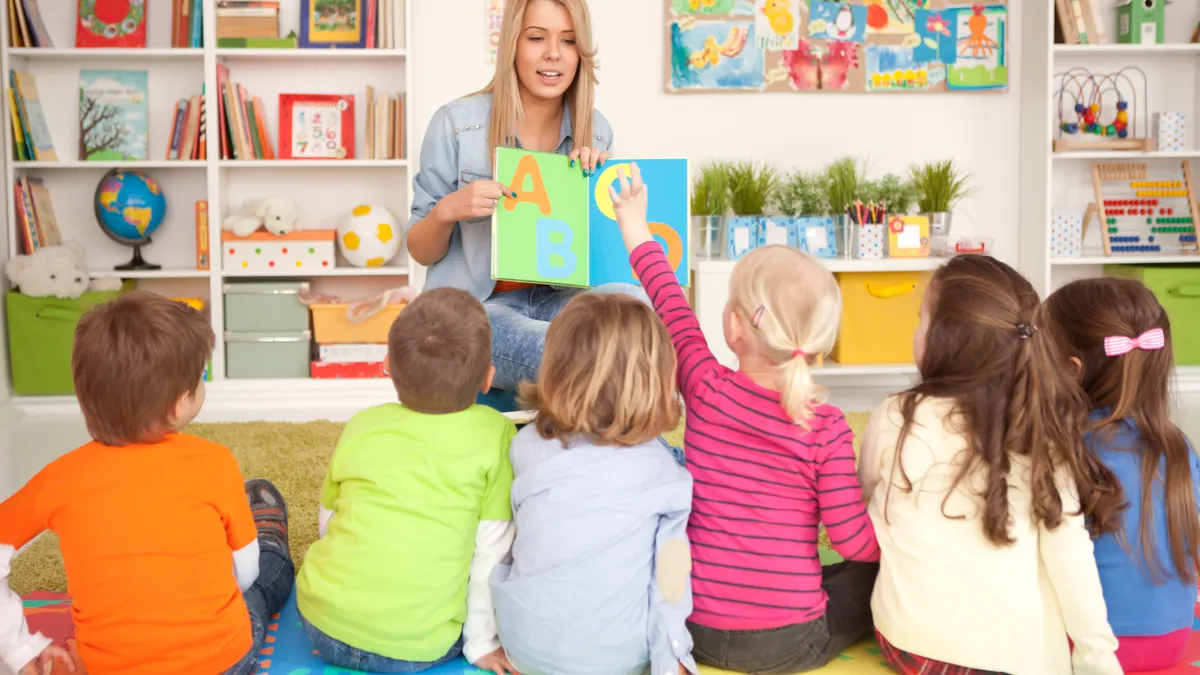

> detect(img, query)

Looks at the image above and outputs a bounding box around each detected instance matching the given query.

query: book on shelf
[293,0,397,50]
[365,86,403,160]
[8,70,56,161]
[166,94,206,160]
[7,0,52,47]
[172,0,205,48]
[217,1,280,41]
[1055,0,1106,45]
[76,0,146,48]
[195,200,209,270]
[79,70,149,161]
[216,65,276,160]
[12,176,62,255]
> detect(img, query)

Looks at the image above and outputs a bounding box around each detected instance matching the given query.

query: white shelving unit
[1017,0,1200,392]
[2,2,421,413]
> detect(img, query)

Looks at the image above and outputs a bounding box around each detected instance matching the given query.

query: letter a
[504,154,552,215]
[536,219,577,279]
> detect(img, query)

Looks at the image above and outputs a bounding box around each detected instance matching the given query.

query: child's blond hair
[728,245,841,426]
[519,293,680,447]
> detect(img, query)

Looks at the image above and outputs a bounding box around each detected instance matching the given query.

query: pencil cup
[855,223,886,260]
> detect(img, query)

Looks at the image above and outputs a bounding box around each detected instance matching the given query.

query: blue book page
[588,158,690,287]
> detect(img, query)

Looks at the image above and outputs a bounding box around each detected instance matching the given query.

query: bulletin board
[664,0,1008,94]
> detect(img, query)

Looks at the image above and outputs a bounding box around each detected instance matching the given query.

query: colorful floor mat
[19,590,1200,675]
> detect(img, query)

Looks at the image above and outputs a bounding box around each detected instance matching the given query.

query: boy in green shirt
[297,288,519,675]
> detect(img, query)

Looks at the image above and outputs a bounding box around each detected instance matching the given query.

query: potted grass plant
[773,170,837,258]
[909,159,973,237]
[726,161,779,259]
[691,161,731,260]
[823,156,866,259]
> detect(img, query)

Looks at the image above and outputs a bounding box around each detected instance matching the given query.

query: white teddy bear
[4,241,123,299]
[222,197,299,238]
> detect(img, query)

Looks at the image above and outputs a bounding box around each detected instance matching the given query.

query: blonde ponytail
[728,245,841,427]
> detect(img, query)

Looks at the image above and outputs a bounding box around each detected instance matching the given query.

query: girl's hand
[19,644,75,675]
[437,180,518,223]
[474,646,521,675]
[608,163,654,251]
[568,147,610,177]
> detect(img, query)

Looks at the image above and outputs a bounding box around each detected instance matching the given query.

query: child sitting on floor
[608,165,880,673]
[0,291,294,675]
[491,292,698,675]
[1046,277,1199,673]
[857,256,1125,675]
[296,287,519,675]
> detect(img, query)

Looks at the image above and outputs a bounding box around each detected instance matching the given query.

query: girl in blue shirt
[1046,277,1200,672]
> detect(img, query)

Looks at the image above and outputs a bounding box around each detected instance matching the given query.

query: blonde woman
[491,292,698,675]
[406,0,643,395]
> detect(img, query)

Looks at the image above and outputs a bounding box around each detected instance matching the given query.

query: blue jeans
[300,614,463,673]
[221,546,296,675]
[484,283,650,391]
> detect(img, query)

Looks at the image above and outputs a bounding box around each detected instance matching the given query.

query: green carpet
[9,412,870,595]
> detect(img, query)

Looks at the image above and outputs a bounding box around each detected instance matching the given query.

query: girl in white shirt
[856,255,1126,675]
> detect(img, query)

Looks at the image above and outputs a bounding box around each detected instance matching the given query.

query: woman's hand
[474,646,521,675]
[608,163,654,252]
[568,147,610,177]
[436,180,518,223]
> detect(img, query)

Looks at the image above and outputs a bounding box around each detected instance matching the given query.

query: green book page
[493,147,589,287]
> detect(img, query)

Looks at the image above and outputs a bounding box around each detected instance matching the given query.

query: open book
[491,147,690,287]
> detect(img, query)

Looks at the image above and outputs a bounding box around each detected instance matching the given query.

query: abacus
[1087,162,1199,256]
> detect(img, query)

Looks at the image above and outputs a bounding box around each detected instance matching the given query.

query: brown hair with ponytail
[886,256,1124,546]
[1045,277,1198,583]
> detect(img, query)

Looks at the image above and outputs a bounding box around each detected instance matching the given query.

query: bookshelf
[2,2,420,411]
[1016,0,1200,393]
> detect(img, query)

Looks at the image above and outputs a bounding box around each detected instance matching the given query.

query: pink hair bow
[1103,327,1165,357]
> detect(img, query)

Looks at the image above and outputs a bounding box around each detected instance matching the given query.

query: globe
[93,168,167,270]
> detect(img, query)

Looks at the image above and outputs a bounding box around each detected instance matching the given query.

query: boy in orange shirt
[0,291,294,675]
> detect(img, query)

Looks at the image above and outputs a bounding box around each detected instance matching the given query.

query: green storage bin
[1105,265,1200,364]
[223,280,310,333]
[225,330,312,379]
[6,284,130,395]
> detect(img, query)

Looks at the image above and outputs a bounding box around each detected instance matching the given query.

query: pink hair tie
[1103,327,1165,356]
[793,349,807,359]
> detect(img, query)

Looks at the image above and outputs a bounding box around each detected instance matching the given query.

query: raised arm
[817,414,880,562]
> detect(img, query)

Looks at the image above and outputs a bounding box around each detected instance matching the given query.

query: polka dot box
[221,230,337,273]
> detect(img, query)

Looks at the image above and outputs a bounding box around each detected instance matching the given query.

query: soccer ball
[338,204,401,268]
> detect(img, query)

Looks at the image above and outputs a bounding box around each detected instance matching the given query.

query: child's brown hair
[1046,277,1198,583]
[73,291,214,446]
[519,293,679,447]
[388,287,493,415]
[887,256,1124,545]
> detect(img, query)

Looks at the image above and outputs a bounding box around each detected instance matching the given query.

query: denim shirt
[406,92,614,302]
[490,426,698,675]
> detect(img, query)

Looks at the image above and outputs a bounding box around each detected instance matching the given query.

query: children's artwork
[670,20,763,90]
[865,46,933,91]
[808,2,868,43]
[299,0,367,48]
[278,94,355,160]
[755,0,801,50]
[887,215,930,257]
[79,70,148,161]
[947,5,1006,91]
[487,0,504,64]
[663,0,1006,94]
[492,148,690,287]
[76,0,147,48]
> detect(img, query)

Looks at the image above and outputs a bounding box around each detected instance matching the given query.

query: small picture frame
[278,94,356,160]
[299,0,368,49]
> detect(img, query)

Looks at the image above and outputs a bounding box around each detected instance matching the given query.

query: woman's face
[516,0,580,103]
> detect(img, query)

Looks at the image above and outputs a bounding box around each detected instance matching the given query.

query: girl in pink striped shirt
[609,164,880,673]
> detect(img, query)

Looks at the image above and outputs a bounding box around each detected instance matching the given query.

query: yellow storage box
[831,271,930,365]
[310,302,406,344]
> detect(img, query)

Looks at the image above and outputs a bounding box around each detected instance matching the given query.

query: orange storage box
[831,271,931,365]
[310,302,406,344]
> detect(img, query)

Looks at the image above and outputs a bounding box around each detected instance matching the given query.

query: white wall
[412,0,1024,263]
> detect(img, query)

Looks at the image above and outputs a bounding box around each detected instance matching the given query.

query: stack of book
[171,0,205,48]
[366,87,404,160]
[1055,0,1106,45]
[7,0,51,47]
[216,65,275,160]
[12,176,62,255]
[217,1,280,41]
[8,70,56,162]
[166,94,207,160]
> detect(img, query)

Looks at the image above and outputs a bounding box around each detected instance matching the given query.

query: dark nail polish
[511,191,518,198]
[598,159,605,168]
[569,160,575,168]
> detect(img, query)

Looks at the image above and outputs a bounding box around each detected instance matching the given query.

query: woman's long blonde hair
[479,0,598,162]
[728,246,841,426]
